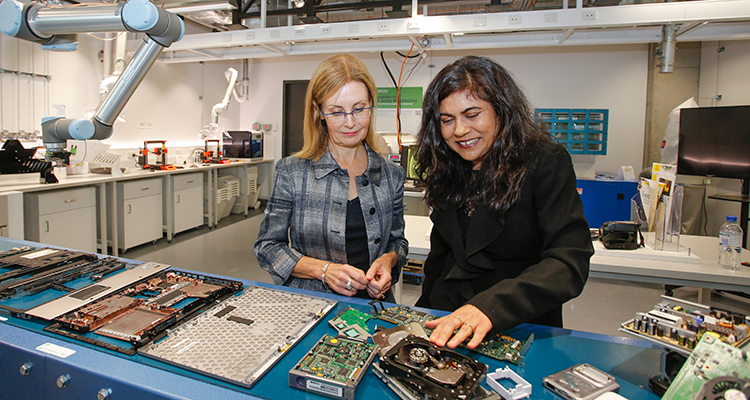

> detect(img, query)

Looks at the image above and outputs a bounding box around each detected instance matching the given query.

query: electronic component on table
[372,362,502,400]
[0,247,101,312]
[619,295,750,356]
[373,324,490,400]
[661,334,750,400]
[329,307,372,339]
[0,247,97,283]
[371,302,533,365]
[45,270,242,354]
[289,334,377,400]
[543,363,620,400]
[486,366,532,400]
[140,286,337,387]
[0,256,127,300]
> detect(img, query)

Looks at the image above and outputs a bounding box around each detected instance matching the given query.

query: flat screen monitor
[224,131,263,159]
[677,105,750,180]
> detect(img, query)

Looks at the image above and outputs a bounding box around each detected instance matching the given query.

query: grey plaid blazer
[254,143,408,294]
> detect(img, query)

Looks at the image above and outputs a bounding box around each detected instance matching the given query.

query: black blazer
[415,143,593,333]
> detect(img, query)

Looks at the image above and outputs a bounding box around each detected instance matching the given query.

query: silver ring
[346,278,352,291]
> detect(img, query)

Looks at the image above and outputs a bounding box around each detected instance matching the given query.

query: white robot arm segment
[0,0,184,155]
[211,67,239,124]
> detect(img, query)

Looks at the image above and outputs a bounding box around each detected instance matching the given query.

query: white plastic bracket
[486,366,532,400]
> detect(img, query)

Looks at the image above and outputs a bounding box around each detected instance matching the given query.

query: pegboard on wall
[536,109,608,155]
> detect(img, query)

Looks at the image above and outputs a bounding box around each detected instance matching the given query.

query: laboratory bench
[0,159,271,257]
[403,215,750,303]
[0,236,664,400]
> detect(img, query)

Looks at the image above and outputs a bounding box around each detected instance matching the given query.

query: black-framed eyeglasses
[319,106,374,123]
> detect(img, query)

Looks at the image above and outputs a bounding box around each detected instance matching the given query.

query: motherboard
[662,334,750,400]
[620,295,750,355]
[371,303,533,365]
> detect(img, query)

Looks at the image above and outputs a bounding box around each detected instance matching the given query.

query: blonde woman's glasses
[319,106,373,123]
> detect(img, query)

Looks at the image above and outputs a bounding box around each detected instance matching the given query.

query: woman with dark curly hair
[415,56,593,349]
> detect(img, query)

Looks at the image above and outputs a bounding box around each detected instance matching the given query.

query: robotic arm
[200,67,239,140]
[211,67,239,125]
[0,0,184,159]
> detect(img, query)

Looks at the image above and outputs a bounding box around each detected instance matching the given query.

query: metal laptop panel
[139,285,337,388]
[26,262,170,320]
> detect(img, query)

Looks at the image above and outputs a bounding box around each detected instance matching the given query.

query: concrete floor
[125,207,750,339]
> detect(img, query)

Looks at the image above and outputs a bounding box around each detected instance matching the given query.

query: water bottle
[718,215,743,270]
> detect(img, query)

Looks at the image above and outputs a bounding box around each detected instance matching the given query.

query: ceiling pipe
[658,22,677,73]
[235,0,451,21]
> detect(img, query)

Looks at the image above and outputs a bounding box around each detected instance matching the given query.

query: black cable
[380,52,402,136]
[396,51,421,59]
[380,52,398,87]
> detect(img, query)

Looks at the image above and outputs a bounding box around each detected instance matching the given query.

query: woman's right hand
[324,263,369,296]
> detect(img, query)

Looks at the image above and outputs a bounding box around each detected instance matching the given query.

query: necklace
[463,192,481,217]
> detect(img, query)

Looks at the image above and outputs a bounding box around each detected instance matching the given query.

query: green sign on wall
[376,87,423,109]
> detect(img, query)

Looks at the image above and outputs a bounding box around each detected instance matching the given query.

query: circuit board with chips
[473,333,532,364]
[328,307,372,339]
[289,334,377,400]
[662,334,750,400]
[371,304,533,365]
[374,305,437,328]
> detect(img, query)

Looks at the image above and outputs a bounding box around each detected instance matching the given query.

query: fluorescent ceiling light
[167,1,237,13]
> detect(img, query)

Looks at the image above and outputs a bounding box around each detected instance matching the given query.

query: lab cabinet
[171,173,203,235]
[23,187,97,252]
[576,179,638,228]
[109,178,163,253]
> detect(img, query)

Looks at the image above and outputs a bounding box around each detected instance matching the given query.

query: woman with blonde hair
[255,54,407,301]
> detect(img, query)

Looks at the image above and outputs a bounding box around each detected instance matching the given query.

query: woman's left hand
[365,252,396,299]
[424,304,493,349]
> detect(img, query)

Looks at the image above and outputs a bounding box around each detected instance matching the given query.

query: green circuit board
[375,305,437,329]
[329,307,371,333]
[293,335,376,383]
[372,305,532,365]
[662,334,750,400]
[472,333,529,364]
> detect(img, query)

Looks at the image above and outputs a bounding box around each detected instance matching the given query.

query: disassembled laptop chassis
[2,246,535,399]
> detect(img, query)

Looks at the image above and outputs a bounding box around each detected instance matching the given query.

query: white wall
[240,45,649,177]
[0,33,50,136]
[3,35,649,176]
[697,40,750,237]
[1,34,243,166]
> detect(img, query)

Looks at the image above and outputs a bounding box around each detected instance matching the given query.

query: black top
[346,197,371,298]
[416,143,593,334]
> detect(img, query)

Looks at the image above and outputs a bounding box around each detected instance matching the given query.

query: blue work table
[0,238,662,400]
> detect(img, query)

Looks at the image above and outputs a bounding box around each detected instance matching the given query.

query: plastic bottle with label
[718,215,743,270]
